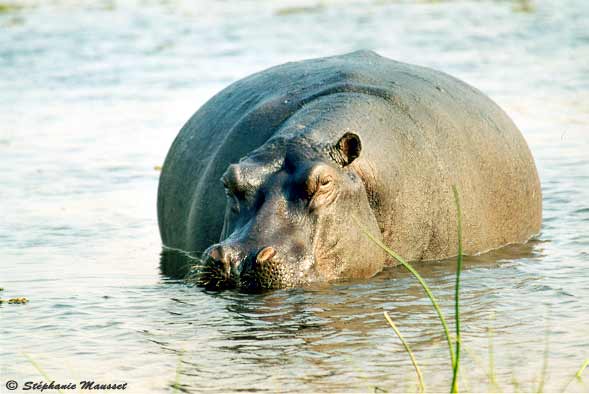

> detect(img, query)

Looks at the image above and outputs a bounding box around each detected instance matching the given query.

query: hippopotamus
[157,50,542,291]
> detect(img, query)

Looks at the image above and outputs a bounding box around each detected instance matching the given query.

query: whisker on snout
[184,255,238,290]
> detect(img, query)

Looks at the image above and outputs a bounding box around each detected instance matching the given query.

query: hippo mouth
[187,247,305,292]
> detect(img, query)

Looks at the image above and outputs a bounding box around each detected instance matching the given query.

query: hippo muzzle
[199,244,309,291]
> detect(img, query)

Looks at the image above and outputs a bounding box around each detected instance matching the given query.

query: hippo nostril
[198,245,243,289]
[207,247,222,263]
[204,246,232,276]
[256,246,277,264]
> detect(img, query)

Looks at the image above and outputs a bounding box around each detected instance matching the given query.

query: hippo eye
[320,176,333,187]
[307,167,336,195]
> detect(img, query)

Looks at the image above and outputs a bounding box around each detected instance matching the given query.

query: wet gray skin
[157,50,542,291]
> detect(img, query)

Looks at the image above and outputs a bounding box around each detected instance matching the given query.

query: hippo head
[198,132,385,291]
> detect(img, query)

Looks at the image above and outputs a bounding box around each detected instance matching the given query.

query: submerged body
[157,50,541,290]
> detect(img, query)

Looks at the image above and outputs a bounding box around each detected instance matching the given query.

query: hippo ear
[332,132,362,167]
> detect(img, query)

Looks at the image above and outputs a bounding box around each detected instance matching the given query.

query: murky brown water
[1,0,588,392]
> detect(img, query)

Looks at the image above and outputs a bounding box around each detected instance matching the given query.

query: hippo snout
[200,244,289,291]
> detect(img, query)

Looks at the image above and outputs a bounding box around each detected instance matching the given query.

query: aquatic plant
[355,219,457,371]
[23,353,65,394]
[451,185,463,393]
[355,186,461,391]
[562,359,589,392]
[0,287,29,304]
[172,351,184,394]
[384,310,425,392]
[359,186,586,392]
[357,186,461,391]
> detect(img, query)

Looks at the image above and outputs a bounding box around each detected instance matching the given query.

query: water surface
[1,0,588,392]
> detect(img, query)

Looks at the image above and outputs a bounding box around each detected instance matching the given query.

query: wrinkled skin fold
[157,51,542,291]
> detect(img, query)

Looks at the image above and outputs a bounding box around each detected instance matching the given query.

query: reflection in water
[1,0,589,392]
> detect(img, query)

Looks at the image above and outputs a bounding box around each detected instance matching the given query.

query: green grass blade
[383,311,426,393]
[536,314,551,393]
[511,373,521,393]
[172,351,184,394]
[23,353,65,394]
[488,325,499,392]
[354,218,456,371]
[561,359,589,392]
[576,359,589,379]
[451,185,463,393]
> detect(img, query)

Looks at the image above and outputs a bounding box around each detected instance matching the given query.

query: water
[1,0,588,392]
